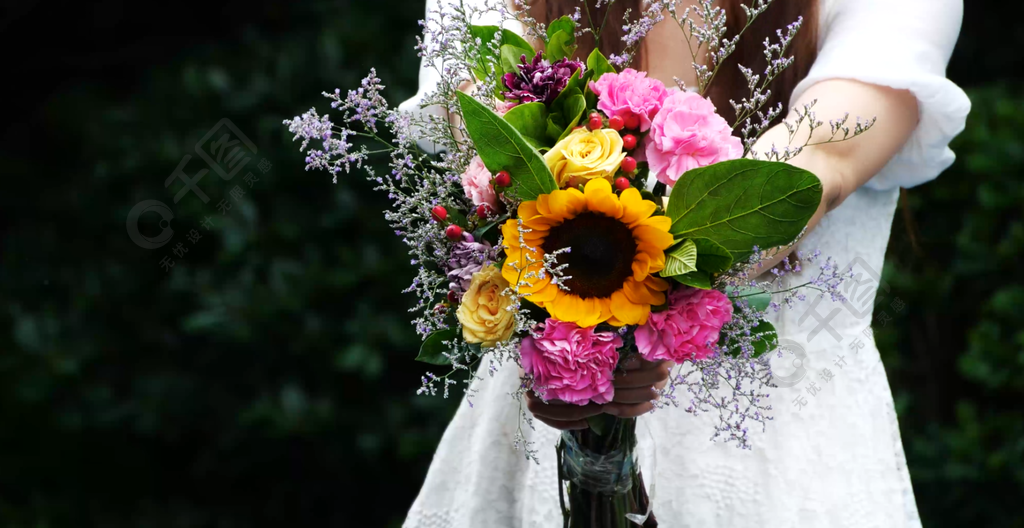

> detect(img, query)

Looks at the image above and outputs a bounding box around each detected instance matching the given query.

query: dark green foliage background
[1,1,1021,526]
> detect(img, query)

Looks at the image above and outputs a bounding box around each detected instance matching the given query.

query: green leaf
[469,25,501,80]
[501,29,535,55]
[557,94,586,142]
[472,214,509,243]
[416,328,458,365]
[457,91,558,201]
[546,30,575,62]
[500,44,534,75]
[722,320,777,359]
[546,15,577,40]
[663,239,698,277]
[446,208,469,229]
[665,159,822,263]
[726,285,771,312]
[670,269,711,289]
[586,48,616,83]
[502,102,550,149]
[690,237,733,273]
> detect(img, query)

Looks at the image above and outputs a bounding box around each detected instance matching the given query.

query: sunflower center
[541,212,637,299]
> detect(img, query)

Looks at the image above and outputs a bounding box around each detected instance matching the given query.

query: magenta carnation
[588,68,669,133]
[644,91,743,187]
[460,156,499,210]
[521,318,623,405]
[635,287,733,363]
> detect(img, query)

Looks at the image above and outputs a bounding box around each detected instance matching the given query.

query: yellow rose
[544,127,627,188]
[456,265,515,347]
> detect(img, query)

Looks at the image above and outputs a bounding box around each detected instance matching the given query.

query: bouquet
[285,1,869,525]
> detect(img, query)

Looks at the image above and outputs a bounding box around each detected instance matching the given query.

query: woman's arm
[753,78,920,269]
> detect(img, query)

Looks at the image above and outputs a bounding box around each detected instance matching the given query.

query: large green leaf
[546,30,575,62]
[545,16,577,63]
[469,25,501,80]
[546,15,577,40]
[457,92,558,201]
[666,159,821,263]
[586,48,616,83]
[670,270,711,289]
[501,28,535,55]
[690,237,733,273]
[502,102,550,149]
[727,286,772,312]
[500,44,535,75]
[557,94,586,142]
[416,327,458,365]
[469,27,535,80]
[664,239,698,277]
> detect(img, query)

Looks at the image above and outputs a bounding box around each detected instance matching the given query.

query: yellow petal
[549,290,584,324]
[632,252,651,282]
[645,275,670,292]
[636,214,672,232]
[622,276,665,306]
[609,290,647,326]
[526,281,560,304]
[632,224,675,250]
[548,188,586,220]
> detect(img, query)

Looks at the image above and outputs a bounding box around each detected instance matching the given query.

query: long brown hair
[531,0,819,126]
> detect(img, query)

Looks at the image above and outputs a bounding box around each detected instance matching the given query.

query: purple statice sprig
[502,51,584,105]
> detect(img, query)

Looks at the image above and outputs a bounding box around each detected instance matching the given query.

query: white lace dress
[400,0,970,526]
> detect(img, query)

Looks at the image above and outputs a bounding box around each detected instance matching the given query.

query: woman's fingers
[611,387,659,404]
[525,391,605,422]
[613,361,671,388]
[604,401,656,418]
[532,415,590,431]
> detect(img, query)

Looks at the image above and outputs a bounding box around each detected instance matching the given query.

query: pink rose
[460,156,499,210]
[635,287,733,363]
[521,318,623,405]
[644,91,743,187]
[589,69,668,133]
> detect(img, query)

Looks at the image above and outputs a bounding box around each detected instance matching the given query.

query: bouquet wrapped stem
[558,415,656,527]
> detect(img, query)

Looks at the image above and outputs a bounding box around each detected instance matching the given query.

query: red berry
[447,290,458,304]
[614,177,631,191]
[588,115,603,131]
[621,156,637,173]
[430,205,447,222]
[476,203,492,218]
[494,170,511,187]
[445,224,463,240]
[624,113,640,130]
[589,112,601,120]
[622,134,637,150]
[608,115,624,131]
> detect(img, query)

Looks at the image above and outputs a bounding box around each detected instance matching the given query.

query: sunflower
[501,178,673,327]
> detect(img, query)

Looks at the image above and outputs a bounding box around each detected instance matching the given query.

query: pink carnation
[521,318,623,405]
[635,287,733,363]
[644,91,743,187]
[460,156,499,210]
[494,99,515,116]
[589,68,668,133]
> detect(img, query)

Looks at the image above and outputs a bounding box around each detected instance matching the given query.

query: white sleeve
[790,0,971,190]
[397,0,526,154]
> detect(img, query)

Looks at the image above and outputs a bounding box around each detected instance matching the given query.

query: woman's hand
[524,391,605,431]
[523,358,671,430]
[604,357,671,418]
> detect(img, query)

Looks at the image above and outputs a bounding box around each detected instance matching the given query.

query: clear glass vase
[557,414,657,527]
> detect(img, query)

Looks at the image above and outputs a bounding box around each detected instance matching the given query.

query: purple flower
[446,237,497,298]
[502,51,584,105]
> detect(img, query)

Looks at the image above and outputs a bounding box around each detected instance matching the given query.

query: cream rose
[456,265,515,347]
[544,127,627,188]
